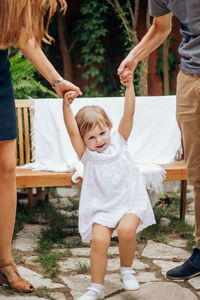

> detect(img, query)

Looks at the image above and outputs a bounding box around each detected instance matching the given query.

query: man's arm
[63,92,86,159]
[118,12,172,82]
[20,38,82,98]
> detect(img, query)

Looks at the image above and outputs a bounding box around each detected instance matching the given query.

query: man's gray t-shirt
[148,0,200,74]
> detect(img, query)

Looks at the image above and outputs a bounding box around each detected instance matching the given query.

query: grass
[141,193,195,251]
[35,286,57,300]
[37,252,64,277]
[68,261,90,274]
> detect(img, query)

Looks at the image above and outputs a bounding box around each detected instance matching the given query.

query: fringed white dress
[79,130,155,243]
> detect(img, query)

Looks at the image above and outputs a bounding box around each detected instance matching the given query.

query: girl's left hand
[63,91,78,106]
[54,79,82,98]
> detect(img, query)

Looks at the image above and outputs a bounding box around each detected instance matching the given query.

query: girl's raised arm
[118,70,135,141]
[63,92,86,158]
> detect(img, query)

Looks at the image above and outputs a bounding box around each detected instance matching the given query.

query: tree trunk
[57,12,72,81]
[163,38,169,95]
[139,57,149,96]
[139,3,150,96]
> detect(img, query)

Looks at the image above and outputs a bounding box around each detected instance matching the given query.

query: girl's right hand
[63,91,78,106]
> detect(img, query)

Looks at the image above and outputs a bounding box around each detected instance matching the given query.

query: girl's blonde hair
[0,0,67,49]
[75,106,112,137]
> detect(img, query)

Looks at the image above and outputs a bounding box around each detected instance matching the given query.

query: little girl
[63,69,155,300]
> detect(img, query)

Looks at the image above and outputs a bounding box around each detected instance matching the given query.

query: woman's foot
[120,266,139,291]
[78,283,105,300]
[0,261,34,292]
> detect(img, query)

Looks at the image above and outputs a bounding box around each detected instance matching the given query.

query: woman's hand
[54,80,82,98]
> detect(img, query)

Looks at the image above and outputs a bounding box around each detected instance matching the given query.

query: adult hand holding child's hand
[63,91,78,106]
[121,67,133,86]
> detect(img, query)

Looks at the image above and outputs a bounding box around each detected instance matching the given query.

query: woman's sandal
[0,261,34,292]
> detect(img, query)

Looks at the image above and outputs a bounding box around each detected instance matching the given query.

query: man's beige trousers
[176,70,200,248]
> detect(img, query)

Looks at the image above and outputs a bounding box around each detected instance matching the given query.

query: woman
[0,0,81,293]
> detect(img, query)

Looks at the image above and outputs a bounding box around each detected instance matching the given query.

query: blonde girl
[63,69,155,300]
[0,0,81,293]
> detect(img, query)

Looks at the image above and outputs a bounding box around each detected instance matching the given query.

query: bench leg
[35,188,49,203]
[28,188,34,211]
[27,188,49,211]
[180,180,187,219]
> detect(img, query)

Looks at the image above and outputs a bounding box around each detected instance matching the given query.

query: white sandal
[121,267,139,291]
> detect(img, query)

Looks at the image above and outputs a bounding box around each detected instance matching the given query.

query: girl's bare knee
[118,225,136,241]
[91,224,111,252]
[92,234,110,251]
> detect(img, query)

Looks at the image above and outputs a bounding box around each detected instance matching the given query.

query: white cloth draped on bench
[21,96,182,194]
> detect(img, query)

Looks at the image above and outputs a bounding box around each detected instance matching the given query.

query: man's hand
[121,67,133,87]
[118,51,138,85]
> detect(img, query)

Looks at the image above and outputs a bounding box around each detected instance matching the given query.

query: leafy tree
[9,50,58,99]
[73,1,109,96]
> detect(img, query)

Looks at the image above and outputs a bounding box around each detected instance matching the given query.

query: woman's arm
[118,70,135,141]
[20,38,82,98]
[63,92,86,158]
[118,13,172,83]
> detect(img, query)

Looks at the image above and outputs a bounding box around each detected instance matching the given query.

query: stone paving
[0,184,200,300]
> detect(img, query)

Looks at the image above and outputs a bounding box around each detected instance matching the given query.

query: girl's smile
[83,123,111,153]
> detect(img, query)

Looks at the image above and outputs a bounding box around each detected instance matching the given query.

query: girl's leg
[117,213,140,291]
[0,140,33,292]
[90,223,113,284]
[117,213,140,267]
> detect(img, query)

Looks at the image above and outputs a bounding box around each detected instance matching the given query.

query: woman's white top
[79,131,155,243]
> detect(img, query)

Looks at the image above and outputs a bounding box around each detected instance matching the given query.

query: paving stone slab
[13,224,45,251]
[58,257,149,273]
[167,239,187,248]
[108,246,119,256]
[61,210,79,218]
[49,198,73,208]
[17,266,65,289]
[136,271,159,282]
[185,214,195,226]
[153,260,183,278]
[60,273,122,300]
[109,282,198,300]
[142,240,190,260]
[56,186,81,198]
[50,292,66,300]
[0,297,47,300]
[188,275,200,289]
[71,248,91,257]
[24,256,39,266]
[71,246,119,258]
[58,257,90,272]
[133,259,149,270]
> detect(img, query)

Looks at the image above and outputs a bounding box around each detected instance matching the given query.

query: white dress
[79,130,155,243]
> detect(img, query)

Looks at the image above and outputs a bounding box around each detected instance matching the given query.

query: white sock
[120,266,132,273]
[86,283,104,295]
[120,266,135,280]
[90,283,104,292]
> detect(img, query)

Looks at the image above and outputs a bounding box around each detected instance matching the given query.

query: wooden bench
[15,99,187,217]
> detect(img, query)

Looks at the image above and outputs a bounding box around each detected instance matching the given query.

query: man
[118,0,200,280]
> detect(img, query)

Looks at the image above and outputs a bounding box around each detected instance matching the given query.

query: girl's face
[83,123,111,153]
